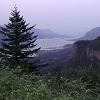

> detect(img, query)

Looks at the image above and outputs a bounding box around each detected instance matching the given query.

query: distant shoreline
[40,44,73,51]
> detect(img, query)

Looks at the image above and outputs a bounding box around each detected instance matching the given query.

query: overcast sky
[0,0,100,36]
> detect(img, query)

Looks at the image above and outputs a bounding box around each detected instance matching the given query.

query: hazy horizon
[0,0,100,36]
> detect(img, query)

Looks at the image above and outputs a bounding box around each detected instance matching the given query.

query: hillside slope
[33,28,67,39]
[79,27,100,40]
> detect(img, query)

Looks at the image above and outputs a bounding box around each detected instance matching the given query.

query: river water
[37,38,75,50]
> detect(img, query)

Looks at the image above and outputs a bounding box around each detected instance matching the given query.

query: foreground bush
[0,68,99,100]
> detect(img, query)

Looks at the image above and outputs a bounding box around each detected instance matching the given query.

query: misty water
[37,38,75,50]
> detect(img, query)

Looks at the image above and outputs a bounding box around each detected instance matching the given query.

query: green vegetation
[0,67,100,100]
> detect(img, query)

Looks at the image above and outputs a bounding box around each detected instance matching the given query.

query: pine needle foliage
[0,7,41,72]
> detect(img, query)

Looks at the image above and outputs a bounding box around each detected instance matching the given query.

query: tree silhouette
[0,7,42,72]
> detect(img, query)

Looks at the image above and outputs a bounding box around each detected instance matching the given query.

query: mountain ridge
[79,27,100,40]
[33,28,68,39]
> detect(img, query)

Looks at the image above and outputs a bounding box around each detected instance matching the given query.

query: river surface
[37,38,75,50]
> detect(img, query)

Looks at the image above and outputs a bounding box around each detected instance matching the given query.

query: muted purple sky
[0,0,100,36]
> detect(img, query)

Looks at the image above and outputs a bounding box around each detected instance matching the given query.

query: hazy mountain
[79,27,100,40]
[0,28,69,44]
[33,28,67,39]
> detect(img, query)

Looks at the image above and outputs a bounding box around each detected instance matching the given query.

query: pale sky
[0,0,100,36]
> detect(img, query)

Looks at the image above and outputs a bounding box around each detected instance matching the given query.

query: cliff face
[87,49,100,60]
[74,38,100,61]
[74,40,89,61]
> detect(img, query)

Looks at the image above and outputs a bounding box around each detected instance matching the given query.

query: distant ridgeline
[74,37,100,61]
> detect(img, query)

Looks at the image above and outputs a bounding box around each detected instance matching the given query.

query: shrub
[0,68,99,100]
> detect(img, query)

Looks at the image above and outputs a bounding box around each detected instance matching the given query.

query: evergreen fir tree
[0,7,41,72]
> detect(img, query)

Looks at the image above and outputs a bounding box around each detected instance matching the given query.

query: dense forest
[0,7,100,100]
